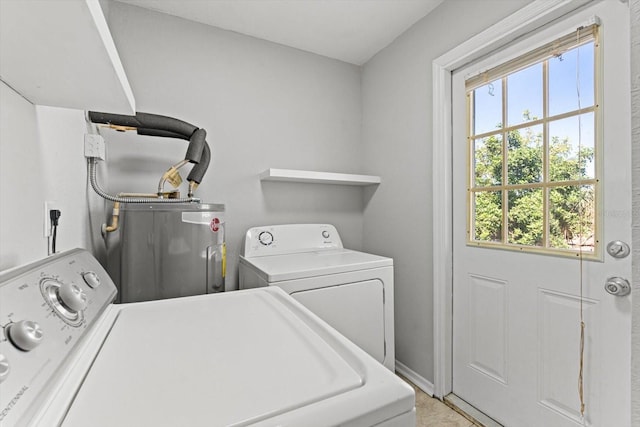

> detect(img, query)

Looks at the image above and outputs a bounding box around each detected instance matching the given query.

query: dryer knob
[258,231,274,246]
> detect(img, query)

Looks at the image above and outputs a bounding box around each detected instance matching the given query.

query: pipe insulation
[137,127,210,184]
[87,111,211,182]
[88,111,196,137]
[185,128,206,164]
[88,159,200,204]
[190,142,210,184]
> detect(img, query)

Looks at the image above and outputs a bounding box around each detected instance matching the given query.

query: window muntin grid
[466,26,599,258]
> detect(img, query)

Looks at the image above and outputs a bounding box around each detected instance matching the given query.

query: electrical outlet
[44,201,59,238]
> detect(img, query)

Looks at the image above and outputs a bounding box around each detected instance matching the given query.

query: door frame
[431,0,598,398]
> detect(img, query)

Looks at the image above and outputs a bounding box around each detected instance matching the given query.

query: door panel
[537,289,599,423]
[467,274,508,384]
[452,3,631,426]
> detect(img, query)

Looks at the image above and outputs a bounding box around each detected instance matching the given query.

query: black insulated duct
[88,111,211,185]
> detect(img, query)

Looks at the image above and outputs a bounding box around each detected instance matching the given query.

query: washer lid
[241,248,393,282]
[62,289,364,426]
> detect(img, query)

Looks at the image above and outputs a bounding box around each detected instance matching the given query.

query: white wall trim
[396,360,435,396]
[431,0,595,399]
[629,1,640,425]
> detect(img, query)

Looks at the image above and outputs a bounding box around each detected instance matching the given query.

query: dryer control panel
[0,249,117,426]
[242,224,343,257]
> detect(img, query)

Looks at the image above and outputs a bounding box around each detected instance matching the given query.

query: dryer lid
[240,248,393,282]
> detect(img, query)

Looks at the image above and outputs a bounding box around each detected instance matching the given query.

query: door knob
[604,277,631,297]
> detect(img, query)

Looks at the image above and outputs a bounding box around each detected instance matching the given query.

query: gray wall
[361,0,531,384]
[0,82,106,270]
[0,83,43,269]
[103,1,365,290]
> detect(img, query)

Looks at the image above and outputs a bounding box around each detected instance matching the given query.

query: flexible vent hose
[88,159,200,204]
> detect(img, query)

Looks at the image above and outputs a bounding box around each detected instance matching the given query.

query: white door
[451,3,631,427]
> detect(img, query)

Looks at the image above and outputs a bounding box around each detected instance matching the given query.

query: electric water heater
[113,203,225,303]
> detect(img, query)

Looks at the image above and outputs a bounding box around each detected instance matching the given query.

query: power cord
[49,209,61,255]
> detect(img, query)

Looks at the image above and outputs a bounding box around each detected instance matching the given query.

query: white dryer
[239,224,395,371]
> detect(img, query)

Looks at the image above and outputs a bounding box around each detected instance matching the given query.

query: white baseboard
[395,361,435,396]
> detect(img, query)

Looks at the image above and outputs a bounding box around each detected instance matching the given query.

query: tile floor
[398,376,482,427]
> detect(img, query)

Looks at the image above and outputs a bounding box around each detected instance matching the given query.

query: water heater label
[181,212,225,227]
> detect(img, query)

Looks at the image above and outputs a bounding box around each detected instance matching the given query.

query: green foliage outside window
[473,115,595,250]
[468,35,598,255]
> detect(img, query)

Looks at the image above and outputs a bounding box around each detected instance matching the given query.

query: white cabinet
[0,0,135,114]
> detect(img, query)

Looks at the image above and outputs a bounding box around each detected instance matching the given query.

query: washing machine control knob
[82,271,101,288]
[57,282,87,312]
[7,320,43,351]
[0,354,9,383]
[258,231,274,246]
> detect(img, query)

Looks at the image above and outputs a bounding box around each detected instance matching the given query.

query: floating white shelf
[260,169,381,186]
[0,0,135,114]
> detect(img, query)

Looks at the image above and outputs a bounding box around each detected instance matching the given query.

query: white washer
[239,224,395,371]
[0,249,415,427]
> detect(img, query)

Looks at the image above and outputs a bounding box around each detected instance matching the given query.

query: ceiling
[115,0,444,65]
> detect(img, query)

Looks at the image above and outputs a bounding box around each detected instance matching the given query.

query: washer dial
[82,271,101,288]
[7,320,43,351]
[58,282,88,312]
[40,278,86,326]
[0,354,9,383]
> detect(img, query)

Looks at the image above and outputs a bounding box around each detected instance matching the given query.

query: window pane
[508,188,543,246]
[549,42,595,116]
[507,63,543,126]
[465,30,598,257]
[549,112,595,181]
[507,125,543,184]
[473,80,502,135]
[473,191,502,242]
[474,134,503,187]
[549,185,595,251]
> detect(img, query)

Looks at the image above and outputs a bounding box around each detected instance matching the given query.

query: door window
[466,25,600,258]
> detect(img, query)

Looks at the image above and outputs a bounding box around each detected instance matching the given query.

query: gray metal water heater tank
[116,203,225,303]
